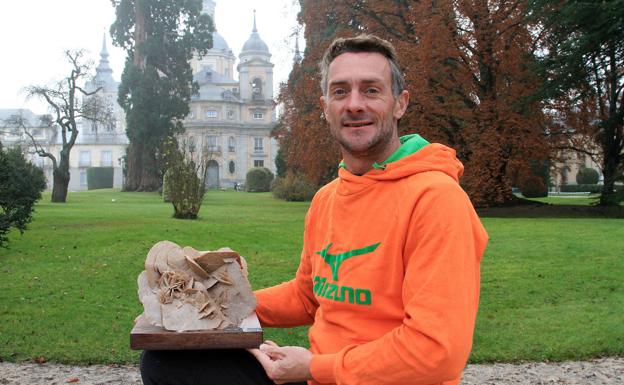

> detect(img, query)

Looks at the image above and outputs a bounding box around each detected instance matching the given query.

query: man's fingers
[263,340,279,347]
[248,348,276,369]
[259,343,286,359]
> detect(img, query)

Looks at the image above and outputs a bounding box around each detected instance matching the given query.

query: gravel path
[0,357,622,385]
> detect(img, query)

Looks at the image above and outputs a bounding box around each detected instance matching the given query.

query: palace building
[1,0,278,191]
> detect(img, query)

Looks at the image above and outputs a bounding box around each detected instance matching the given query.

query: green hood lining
[339,134,430,171]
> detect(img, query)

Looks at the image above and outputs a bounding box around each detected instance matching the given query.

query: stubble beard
[333,116,396,160]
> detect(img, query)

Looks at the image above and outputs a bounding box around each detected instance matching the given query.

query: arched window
[251,78,263,100]
[228,161,235,174]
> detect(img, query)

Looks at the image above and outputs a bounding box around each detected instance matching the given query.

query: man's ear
[320,95,328,120]
[393,90,409,120]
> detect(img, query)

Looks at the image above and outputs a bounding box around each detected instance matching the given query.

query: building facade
[70,35,128,191]
[183,0,278,189]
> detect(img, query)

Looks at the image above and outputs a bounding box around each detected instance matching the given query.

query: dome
[240,11,270,55]
[242,32,269,53]
[211,31,230,52]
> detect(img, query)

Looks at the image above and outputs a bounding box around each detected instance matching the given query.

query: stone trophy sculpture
[136,241,257,332]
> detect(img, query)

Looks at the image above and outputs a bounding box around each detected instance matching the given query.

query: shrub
[0,145,46,247]
[162,137,207,219]
[519,174,548,198]
[246,167,274,192]
[272,172,317,201]
[576,167,600,185]
[87,167,114,190]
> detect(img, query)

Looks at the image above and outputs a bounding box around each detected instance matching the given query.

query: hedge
[87,167,114,190]
[576,167,600,185]
[560,184,624,193]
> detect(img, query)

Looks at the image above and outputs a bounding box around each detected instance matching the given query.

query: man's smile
[342,120,374,128]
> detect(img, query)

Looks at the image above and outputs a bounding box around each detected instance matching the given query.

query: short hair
[319,34,405,98]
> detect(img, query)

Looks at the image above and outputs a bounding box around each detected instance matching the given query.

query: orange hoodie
[255,135,488,385]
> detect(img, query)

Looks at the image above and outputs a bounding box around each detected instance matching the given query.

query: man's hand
[248,340,312,384]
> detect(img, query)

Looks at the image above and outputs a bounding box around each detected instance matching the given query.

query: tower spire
[294,32,302,64]
[96,32,112,76]
[101,32,109,58]
[253,9,257,33]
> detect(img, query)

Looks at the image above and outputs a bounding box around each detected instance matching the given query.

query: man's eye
[332,88,347,96]
[365,88,380,94]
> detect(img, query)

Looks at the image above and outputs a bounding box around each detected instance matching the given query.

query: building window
[254,137,263,151]
[206,110,217,118]
[187,136,197,153]
[101,150,113,167]
[251,78,263,100]
[227,110,234,119]
[228,137,236,152]
[228,161,235,174]
[252,112,263,119]
[80,170,87,187]
[206,135,219,152]
[79,151,91,167]
[254,160,264,168]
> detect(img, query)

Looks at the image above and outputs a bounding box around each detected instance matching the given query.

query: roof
[211,31,231,52]
[0,109,42,126]
[193,67,238,86]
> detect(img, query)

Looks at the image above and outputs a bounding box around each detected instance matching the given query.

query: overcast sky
[0,0,302,114]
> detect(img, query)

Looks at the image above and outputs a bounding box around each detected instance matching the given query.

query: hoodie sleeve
[309,179,488,385]
[254,211,318,327]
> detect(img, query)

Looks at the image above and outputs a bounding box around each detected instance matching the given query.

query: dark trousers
[140,349,308,385]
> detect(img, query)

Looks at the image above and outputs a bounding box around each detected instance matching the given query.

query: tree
[0,144,46,248]
[275,1,357,186]
[529,0,624,206]
[278,0,549,206]
[110,0,214,191]
[23,50,108,203]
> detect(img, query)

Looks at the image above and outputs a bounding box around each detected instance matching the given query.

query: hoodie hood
[336,135,464,195]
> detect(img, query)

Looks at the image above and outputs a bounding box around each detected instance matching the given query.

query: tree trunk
[137,150,162,191]
[599,153,619,206]
[123,142,142,191]
[51,157,70,203]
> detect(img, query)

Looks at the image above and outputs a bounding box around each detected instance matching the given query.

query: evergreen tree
[0,144,46,247]
[110,0,214,191]
[530,0,624,205]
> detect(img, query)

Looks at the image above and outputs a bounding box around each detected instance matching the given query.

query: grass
[0,190,622,364]
[527,195,603,206]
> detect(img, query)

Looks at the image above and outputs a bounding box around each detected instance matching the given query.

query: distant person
[140,34,488,385]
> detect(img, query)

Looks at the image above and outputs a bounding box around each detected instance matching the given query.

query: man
[141,34,487,385]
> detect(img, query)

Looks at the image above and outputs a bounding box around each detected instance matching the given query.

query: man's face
[320,52,408,159]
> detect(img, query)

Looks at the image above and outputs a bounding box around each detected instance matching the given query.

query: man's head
[319,35,405,99]
[319,35,409,171]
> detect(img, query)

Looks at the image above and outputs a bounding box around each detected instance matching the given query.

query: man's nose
[345,91,364,113]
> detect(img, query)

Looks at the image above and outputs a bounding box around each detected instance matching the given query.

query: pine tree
[530,0,624,205]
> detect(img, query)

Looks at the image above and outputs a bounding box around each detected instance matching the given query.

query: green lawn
[528,195,603,206]
[0,190,622,364]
